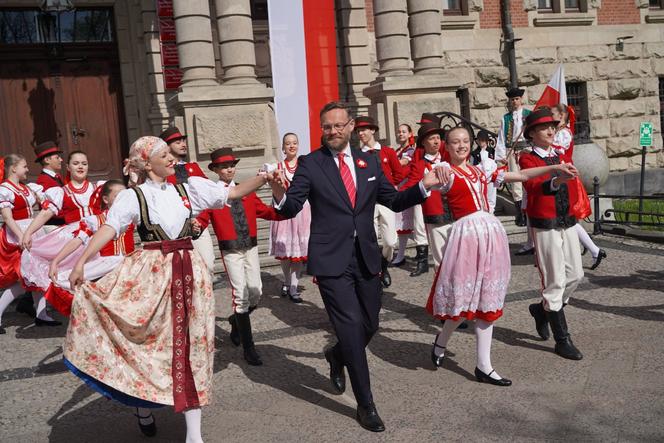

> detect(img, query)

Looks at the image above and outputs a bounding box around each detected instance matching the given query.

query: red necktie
[337,153,356,207]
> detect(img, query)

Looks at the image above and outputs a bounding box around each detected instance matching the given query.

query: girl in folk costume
[551,104,606,270]
[425,127,578,385]
[37,180,135,316]
[392,123,428,267]
[64,136,271,442]
[269,133,311,303]
[0,154,51,333]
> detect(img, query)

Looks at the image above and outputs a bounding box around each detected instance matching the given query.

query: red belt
[144,238,200,412]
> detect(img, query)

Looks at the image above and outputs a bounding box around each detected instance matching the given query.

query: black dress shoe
[528,302,550,340]
[324,348,345,394]
[243,346,263,366]
[288,291,303,304]
[16,296,36,318]
[356,403,385,432]
[134,409,157,437]
[430,333,445,368]
[390,257,406,267]
[515,245,535,256]
[474,367,512,386]
[280,285,288,297]
[590,249,607,270]
[228,315,240,347]
[34,318,62,327]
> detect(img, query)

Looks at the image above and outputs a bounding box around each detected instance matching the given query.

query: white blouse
[105,176,231,239]
[44,180,105,215]
[0,182,43,210]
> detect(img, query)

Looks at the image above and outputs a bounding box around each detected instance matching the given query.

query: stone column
[141,0,171,133]
[337,0,372,113]
[214,0,260,85]
[373,0,412,77]
[407,0,444,74]
[172,0,218,87]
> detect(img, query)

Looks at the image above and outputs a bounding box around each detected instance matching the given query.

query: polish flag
[535,64,575,133]
[268,0,339,153]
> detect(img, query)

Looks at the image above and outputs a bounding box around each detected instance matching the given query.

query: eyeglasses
[321,119,352,134]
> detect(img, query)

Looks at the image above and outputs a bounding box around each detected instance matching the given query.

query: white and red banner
[536,64,575,131]
[268,0,339,153]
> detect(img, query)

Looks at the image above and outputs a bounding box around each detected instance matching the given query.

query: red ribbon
[144,238,199,412]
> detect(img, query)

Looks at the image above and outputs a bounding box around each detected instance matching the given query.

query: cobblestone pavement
[1,222,663,442]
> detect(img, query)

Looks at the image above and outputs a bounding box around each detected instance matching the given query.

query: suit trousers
[220,246,262,314]
[316,240,382,407]
[374,204,397,260]
[193,228,216,272]
[412,204,428,246]
[426,222,452,269]
[532,226,584,312]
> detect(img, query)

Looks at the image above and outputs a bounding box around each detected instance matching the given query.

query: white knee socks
[289,261,302,295]
[32,291,54,321]
[434,319,463,357]
[475,319,502,380]
[575,224,600,258]
[392,236,408,264]
[0,283,23,326]
[280,260,291,288]
[184,408,203,443]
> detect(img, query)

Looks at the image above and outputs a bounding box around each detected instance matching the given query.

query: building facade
[1,0,663,181]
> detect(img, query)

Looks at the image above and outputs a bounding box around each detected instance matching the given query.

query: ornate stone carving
[523,0,538,12]
[635,0,649,8]
[468,0,484,12]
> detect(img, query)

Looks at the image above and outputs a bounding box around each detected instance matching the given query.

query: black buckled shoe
[590,249,607,270]
[134,409,157,437]
[430,334,445,368]
[528,302,550,340]
[356,402,385,432]
[475,367,512,386]
[324,347,345,394]
[280,284,288,297]
[35,318,62,327]
[380,258,392,288]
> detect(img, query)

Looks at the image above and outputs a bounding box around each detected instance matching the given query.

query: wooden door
[0,55,126,182]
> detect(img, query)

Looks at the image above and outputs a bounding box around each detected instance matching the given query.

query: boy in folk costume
[354,116,404,288]
[159,126,216,272]
[207,148,284,366]
[519,108,584,361]
[495,87,532,227]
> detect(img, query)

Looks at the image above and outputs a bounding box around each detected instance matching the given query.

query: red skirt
[44,283,74,317]
[0,227,21,288]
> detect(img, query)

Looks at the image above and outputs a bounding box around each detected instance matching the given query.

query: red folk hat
[523,108,560,140]
[33,140,63,163]
[354,116,379,131]
[417,112,441,126]
[159,126,187,144]
[208,147,240,170]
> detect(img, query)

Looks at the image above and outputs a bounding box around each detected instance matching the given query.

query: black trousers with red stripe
[316,239,381,408]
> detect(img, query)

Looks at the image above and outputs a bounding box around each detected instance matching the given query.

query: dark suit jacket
[277,146,426,277]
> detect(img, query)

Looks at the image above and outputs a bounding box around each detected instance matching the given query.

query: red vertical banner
[302,0,339,151]
[156,0,182,90]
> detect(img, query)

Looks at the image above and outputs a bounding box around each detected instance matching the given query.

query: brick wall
[597,0,641,25]
[480,0,528,29]
[365,0,374,31]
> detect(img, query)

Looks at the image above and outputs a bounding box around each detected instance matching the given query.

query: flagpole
[501,0,518,89]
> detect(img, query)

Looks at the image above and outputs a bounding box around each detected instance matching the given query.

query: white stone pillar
[337,0,372,113]
[407,0,444,74]
[214,0,260,84]
[172,0,218,86]
[373,0,412,77]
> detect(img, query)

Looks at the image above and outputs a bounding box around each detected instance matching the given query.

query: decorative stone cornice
[468,0,484,12]
[523,0,538,12]
[635,0,649,8]
[589,0,602,9]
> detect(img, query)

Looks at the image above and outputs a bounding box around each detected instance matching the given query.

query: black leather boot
[380,257,391,288]
[235,312,263,366]
[228,314,240,346]
[545,308,583,360]
[528,302,550,340]
[409,245,429,277]
[514,201,526,227]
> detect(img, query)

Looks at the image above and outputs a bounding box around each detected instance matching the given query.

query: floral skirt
[63,247,215,408]
[269,200,310,261]
[426,211,510,322]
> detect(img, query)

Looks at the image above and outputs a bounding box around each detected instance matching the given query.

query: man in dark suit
[271,102,443,432]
